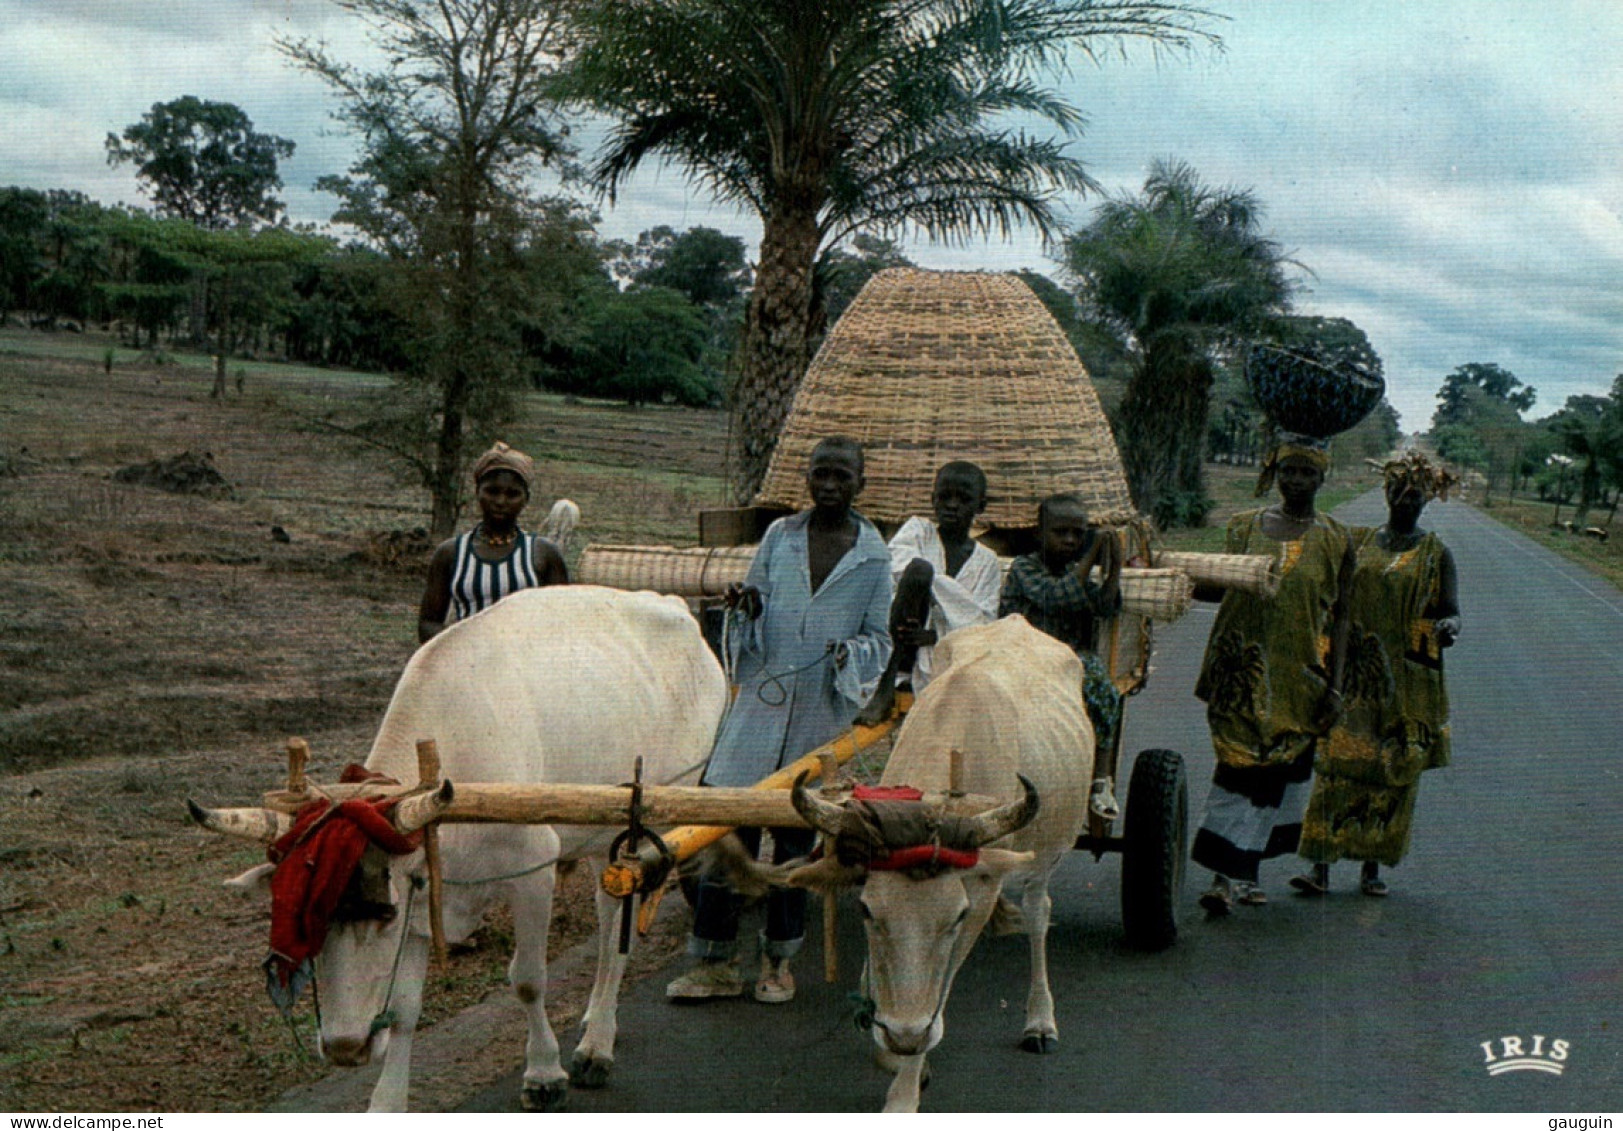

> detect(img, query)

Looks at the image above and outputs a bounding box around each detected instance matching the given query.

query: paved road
[465,494,1623,1112]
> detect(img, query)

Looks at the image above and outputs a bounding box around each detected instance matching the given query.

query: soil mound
[113,451,233,497]
[352,526,435,570]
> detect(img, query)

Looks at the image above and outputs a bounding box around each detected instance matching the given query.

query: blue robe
[702,510,893,788]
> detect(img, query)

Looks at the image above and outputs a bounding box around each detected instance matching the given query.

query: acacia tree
[107,97,298,392]
[1429,362,1540,506]
[1063,159,1295,522]
[568,0,1218,502]
[106,97,296,230]
[1433,362,1536,427]
[282,0,577,537]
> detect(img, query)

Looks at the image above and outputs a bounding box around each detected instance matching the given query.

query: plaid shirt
[997,552,1120,654]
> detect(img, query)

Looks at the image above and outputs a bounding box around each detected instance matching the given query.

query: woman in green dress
[1191,435,1356,915]
[1293,451,1461,897]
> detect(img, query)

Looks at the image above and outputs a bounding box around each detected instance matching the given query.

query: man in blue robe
[668,437,892,1005]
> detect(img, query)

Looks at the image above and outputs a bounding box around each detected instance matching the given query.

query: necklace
[479,524,518,548]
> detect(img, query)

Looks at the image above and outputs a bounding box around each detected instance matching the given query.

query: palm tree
[567,0,1219,502]
[1063,158,1295,523]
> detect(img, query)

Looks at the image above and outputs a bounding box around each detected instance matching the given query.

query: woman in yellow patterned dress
[1191,435,1356,915]
[1293,452,1460,897]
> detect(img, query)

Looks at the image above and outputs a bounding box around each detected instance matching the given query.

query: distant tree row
[0,183,747,396]
[1430,362,1623,524]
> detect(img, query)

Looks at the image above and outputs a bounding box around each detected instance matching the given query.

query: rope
[368,875,421,1038]
[751,644,839,708]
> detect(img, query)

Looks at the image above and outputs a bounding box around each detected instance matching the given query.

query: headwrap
[1368,450,1458,503]
[471,441,533,492]
[1255,432,1332,496]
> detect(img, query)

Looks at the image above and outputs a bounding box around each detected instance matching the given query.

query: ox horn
[965,775,1041,848]
[789,771,846,837]
[186,799,292,844]
[393,779,454,835]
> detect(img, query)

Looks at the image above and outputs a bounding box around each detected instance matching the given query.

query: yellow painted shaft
[656,696,909,864]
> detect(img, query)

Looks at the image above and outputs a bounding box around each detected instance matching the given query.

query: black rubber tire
[1120,748,1188,951]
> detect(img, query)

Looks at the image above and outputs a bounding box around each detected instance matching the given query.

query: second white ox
[790,615,1093,1113]
[192,586,727,1112]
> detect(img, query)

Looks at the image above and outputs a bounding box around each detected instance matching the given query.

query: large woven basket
[753,269,1135,529]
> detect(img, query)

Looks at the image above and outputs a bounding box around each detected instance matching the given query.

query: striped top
[449,529,550,624]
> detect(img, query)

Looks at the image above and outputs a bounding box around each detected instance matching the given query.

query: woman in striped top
[417,441,568,643]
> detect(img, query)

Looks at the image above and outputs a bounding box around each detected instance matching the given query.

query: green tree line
[0,182,748,405]
[1430,362,1623,525]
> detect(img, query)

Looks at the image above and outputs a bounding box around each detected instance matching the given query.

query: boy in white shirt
[856,461,1001,725]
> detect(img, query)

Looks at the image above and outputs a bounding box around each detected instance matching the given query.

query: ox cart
[186,271,1289,1113]
[567,268,1282,951]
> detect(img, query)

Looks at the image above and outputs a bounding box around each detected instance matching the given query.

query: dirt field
[0,335,726,1111]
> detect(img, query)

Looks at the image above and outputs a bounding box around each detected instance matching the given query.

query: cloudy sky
[5,0,1621,431]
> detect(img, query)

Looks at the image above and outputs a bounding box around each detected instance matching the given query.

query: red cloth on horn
[265,773,423,987]
[868,843,980,871]
[852,785,924,802]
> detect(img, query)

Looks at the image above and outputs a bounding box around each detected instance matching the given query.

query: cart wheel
[1120,748,1188,951]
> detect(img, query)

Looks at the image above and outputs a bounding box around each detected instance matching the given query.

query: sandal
[1234,884,1267,906]
[1360,877,1389,897]
[1199,882,1232,918]
[1289,873,1328,896]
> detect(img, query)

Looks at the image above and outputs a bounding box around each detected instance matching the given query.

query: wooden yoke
[415,739,449,967]
[599,694,914,906]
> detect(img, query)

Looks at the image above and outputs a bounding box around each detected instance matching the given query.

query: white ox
[790,616,1093,1112]
[191,585,727,1112]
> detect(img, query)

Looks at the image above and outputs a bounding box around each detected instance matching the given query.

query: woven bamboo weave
[753,269,1135,528]
[581,541,1190,622]
[577,544,756,598]
[1114,567,1192,623]
[1153,551,1279,598]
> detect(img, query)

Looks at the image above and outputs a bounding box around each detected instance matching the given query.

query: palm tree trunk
[1173,356,1215,502]
[731,205,820,503]
[1118,336,1214,526]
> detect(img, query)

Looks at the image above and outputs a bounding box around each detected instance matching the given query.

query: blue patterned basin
[1247,343,1385,439]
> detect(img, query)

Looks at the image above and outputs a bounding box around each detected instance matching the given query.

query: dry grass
[1464,490,1623,589]
[0,331,727,1111]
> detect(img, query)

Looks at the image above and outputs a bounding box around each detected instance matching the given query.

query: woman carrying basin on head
[1190,433,1356,915]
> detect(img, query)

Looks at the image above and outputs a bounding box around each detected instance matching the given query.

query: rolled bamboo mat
[577,544,755,597]
[580,542,1193,622]
[1153,550,1279,598]
[1115,567,1192,623]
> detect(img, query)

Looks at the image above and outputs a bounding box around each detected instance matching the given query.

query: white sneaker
[666,958,744,1000]
[754,955,795,1004]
